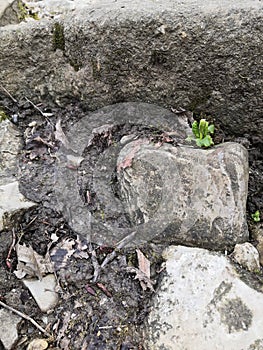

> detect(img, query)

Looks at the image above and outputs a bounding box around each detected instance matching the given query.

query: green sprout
[251,210,260,222]
[0,110,8,123]
[187,119,215,148]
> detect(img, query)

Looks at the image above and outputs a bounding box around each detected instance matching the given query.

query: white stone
[0,308,21,350]
[0,181,36,231]
[232,242,261,272]
[144,246,263,350]
[23,274,58,312]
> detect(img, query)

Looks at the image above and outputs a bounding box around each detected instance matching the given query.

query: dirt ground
[0,96,262,349]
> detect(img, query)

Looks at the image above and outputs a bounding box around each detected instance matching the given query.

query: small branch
[0,300,51,336]
[6,229,16,269]
[101,231,136,269]
[89,243,100,283]
[24,97,53,124]
[0,84,17,103]
[98,325,128,330]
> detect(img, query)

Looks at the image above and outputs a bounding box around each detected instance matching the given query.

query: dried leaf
[85,284,96,296]
[54,119,70,148]
[136,249,151,279]
[50,238,75,270]
[117,139,148,172]
[14,243,53,280]
[126,267,155,292]
[96,282,112,297]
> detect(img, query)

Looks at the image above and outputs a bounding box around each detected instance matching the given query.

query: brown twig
[24,97,53,124]
[6,229,16,269]
[101,231,136,269]
[91,231,137,283]
[0,300,51,336]
[89,243,100,283]
[0,84,17,103]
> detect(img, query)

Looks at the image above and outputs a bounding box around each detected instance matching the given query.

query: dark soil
[0,95,262,350]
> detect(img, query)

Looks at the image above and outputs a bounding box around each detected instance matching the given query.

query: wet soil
[0,96,262,349]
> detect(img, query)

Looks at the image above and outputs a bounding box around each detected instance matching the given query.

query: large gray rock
[54,102,192,246]
[144,245,263,350]
[0,0,262,140]
[117,140,249,249]
[52,102,249,249]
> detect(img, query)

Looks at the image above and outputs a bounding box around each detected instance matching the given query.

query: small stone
[0,308,21,350]
[27,338,49,350]
[232,242,261,272]
[0,181,36,231]
[23,274,58,312]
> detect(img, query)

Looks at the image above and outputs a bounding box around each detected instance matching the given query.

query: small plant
[251,210,261,222]
[187,119,215,148]
[0,110,8,123]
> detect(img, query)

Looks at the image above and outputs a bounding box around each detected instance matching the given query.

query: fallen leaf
[136,249,151,279]
[50,238,75,270]
[85,284,96,296]
[126,267,155,292]
[96,282,112,298]
[117,139,149,172]
[14,243,53,280]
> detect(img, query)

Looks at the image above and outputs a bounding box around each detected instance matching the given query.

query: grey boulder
[117,140,249,249]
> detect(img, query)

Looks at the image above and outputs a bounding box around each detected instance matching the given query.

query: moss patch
[17,1,39,22]
[52,22,65,51]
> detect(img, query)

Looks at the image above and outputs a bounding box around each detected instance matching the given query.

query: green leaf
[192,121,200,138]
[251,210,260,222]
[202,135,214,147]
[208,124,215,134]
[199,119,208,140]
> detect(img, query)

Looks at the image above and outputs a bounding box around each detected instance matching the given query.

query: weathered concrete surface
[144,245,263,350]
[0,119,36,231]
[0,119,21,185]
[117,140,249,249]
[0,0,262,139]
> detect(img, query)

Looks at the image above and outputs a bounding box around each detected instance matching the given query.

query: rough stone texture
[0,119,22,186]
[0,119,36,231]
[251,224,263,266]
[0,0,262,140]
[0,308,21,350]
[0,0,24,27]
[55,102,192,246]
[23,274,58,312]
[117,139,249,249]
[0,181,36,231]
[232,242,261,272]
[144,245,263,350]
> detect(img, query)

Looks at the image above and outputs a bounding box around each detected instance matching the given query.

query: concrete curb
[0,0,262,137]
